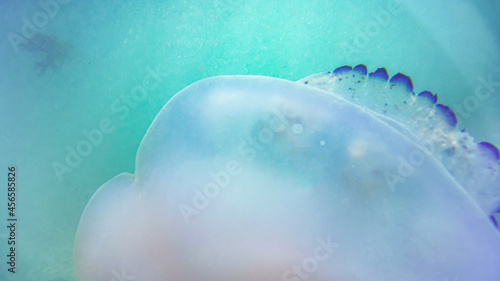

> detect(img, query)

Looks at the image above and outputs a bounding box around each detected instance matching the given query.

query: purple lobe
[491,216,499,229]
[333,65,353,75]
[436,104,457,127]
[418,91,438,104]
[353,64,368,75]
[390,73,414,92]
[370,68,389,80]
[478,142,500,161]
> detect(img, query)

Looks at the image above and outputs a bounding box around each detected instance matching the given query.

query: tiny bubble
[292,123,303,134]
[320,140,325,146]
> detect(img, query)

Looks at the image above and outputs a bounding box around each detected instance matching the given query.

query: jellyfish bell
[74,66,500,281]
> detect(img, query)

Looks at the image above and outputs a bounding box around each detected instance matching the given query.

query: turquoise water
[0,0,499,280]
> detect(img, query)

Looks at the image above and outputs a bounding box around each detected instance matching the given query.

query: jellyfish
[74,65,500,281]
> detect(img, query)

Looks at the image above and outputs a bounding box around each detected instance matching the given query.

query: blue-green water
[0,0,499,280]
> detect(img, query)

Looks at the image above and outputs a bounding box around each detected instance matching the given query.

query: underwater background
[0,0,499,280]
